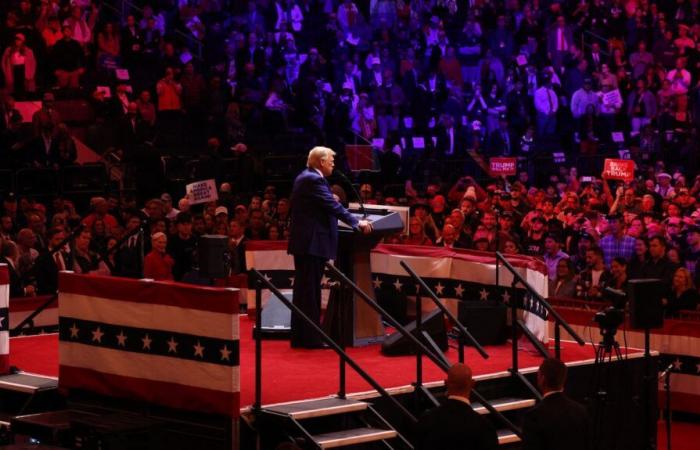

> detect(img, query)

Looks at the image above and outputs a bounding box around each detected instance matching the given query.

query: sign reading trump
[489,157,517,176]
[603,159,635,182]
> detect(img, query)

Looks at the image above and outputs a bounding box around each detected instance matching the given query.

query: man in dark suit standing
[522,358,591,450]
[288,147,372,348]
[34,227,72,295]
[416,363,498,450]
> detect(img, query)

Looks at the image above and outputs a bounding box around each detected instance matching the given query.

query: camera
[594,306,624,350]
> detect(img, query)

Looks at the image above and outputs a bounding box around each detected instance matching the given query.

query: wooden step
[472,397,536,415]
[264,398,368,420]
[312,427,398,449]
[497,429,522,445]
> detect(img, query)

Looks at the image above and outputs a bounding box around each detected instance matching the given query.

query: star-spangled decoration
[502,290,511,304]
[116,330,127,347]
[91,326,104,343]
[288,277,295,287]
[434,282,445,295]
[167,336,179,354]
[69,323,80,339]
[454,284,465,298]
[479,288,489,301]
[393,278,403,291]
[673,358,683,370]
[372,276,383,289]
[141,333,152,350]
[263,274,272,282]
[220,345,232,361]
[193,341,205,358]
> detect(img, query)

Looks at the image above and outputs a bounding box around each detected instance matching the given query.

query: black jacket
[416,398,498,450]
[522,392,591,450]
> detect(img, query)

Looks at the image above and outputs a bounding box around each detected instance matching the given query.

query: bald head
[445,363,474,397]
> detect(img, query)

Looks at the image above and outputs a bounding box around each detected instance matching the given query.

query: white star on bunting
[454,284,465,298]
[70,323,80,339]
[434,282,445,295]
[263,274,272,282]
[167,336,179,354]
[393,278,403,291]
[479,288,489,301]
[673,358,683,371]
[91,327,104,343]
[502,290,511,304]
[142,334,152,350]
[116,331,127,347]
[289,277,295,287]
[193,341,205,358]
[372,277,383,289]
[220,345,232,361]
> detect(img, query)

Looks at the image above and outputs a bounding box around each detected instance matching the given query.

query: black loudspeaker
[627,278,665,329]
[458,301,507,345]
[381,309,448,356]
[198,235,229,278]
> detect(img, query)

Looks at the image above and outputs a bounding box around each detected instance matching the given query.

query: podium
[324,208,404,346]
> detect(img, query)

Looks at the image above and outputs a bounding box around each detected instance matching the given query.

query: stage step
[264,398,368,420]
[312,427,398,448]
[473,396,536,415]
[0,373,57,394]
[497,429,521,445]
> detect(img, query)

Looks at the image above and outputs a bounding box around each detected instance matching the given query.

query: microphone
[660,363,674,379]
[334,169,367,219]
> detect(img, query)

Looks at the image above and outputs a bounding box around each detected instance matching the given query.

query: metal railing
[495,252,586,362]
[324,263,523,438]
[10,294,58,336]
[250,268,419,442]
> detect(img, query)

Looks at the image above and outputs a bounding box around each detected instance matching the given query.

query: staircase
[256,397,405,449]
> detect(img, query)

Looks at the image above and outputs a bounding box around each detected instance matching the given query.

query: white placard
[186,179,218,205]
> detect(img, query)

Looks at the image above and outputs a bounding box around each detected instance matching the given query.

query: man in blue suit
[288,147,372,348]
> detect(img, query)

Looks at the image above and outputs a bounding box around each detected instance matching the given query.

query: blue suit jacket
[287,168,359,260]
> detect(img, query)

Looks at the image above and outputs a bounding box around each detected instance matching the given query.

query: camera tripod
[595,329,623,364]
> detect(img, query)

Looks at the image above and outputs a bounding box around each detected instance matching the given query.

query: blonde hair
[306,146,335,170]
[673,267,694,293]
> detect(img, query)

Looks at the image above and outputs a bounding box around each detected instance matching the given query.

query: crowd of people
[1,0,700,318]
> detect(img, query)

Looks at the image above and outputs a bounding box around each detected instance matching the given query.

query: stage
[10,315,642,408]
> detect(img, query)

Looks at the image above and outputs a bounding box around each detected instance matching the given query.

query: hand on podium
[358,219,373,234]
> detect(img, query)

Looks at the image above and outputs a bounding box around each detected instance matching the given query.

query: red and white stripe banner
[58,273,240,416]
[245,242,550,342]
[0,264,9,374]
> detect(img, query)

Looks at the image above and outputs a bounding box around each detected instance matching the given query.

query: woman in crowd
[143,232,174,281]
[664,268,700,317]
[549,258,578,298]
[403,216,432,246]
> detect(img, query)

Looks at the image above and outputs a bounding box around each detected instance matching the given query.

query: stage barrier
[57,273,241,417]
[548,297,700,414]
[246,242,551,342]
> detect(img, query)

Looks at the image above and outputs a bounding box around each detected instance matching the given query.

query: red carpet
[657,420,700,450]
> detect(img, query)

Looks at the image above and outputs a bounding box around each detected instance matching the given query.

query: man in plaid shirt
[599,214,636,267]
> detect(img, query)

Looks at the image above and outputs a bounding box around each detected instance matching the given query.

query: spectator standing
[1,33,36,98]
[522,358,591,450]
[416,363,498,450]
[143,232,174,281]
[599,214,636,267]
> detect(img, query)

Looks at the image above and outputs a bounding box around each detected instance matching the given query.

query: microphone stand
[660,362,673,450]
[335,169,367,219]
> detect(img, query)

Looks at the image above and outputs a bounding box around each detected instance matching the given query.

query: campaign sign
[603,159,635,182]
[489,157,517,176]
[186,179,218,204]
